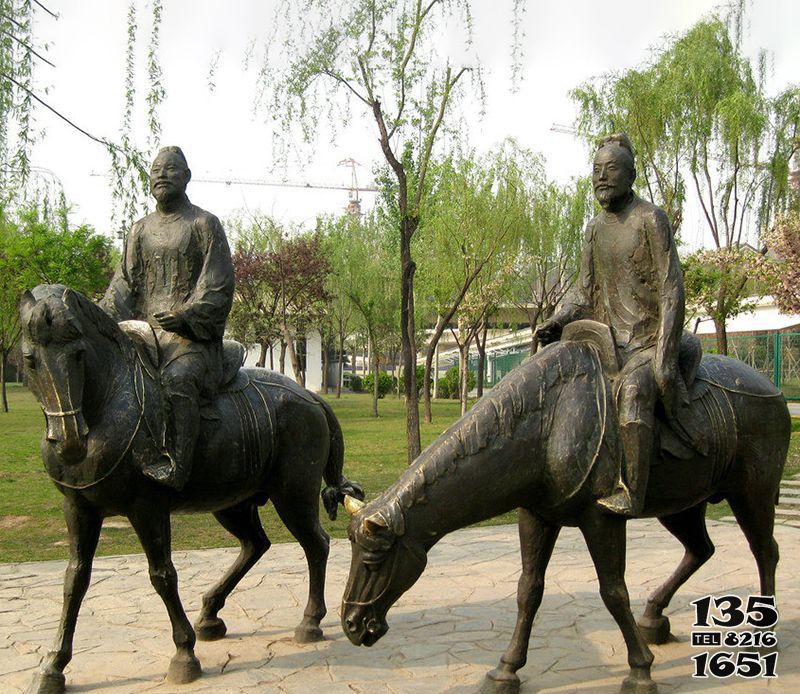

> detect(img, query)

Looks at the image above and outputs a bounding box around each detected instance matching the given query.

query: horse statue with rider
[22,146,363,694]
[340,134,790,694]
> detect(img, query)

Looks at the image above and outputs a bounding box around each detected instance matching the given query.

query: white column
[305,329,323,392]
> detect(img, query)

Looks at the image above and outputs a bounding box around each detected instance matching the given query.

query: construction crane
[550,122,577,135]
[90,161,379,217]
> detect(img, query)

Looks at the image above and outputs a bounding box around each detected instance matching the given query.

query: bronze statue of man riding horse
[21,147,362,694]
[340,135,790,694]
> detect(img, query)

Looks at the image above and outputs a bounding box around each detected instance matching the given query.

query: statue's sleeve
[649,208,684,375]
[552,218,594,325]
[99,223,140,321]
[181,214,234,341]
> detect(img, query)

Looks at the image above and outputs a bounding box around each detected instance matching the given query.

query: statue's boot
[597,421,652,516]
[143,393,198,491]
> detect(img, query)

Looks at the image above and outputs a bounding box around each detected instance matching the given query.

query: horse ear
[62,287,80,309]
[19,290,35,317]
[362,513,389,537]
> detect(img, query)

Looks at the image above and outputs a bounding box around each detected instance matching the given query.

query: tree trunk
[279,340,286,374]
[713,317,728,356]
[459,342,470,416]
[423,314,446,423]
[337,335,345,399]
[371,335,379,418]
[322,340,329,394]
[1,350,8,413]
[476,320,488,398]
[400,216,421,462]
[269,342,274,370]
[257,341,268,368]
[528,308,542,356]
[281,323,304,387]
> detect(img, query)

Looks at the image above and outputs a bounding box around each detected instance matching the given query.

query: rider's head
[592,133,636,210]
[150,146,191,206]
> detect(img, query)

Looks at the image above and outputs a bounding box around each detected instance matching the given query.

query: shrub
[349,374,364,392]
[399,364,426,398]
[438,365,475,399]
[363,371,394,398]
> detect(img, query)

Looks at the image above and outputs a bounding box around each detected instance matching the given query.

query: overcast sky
[27,0,800,250]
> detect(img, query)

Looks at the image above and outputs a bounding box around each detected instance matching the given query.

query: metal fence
[464,332,800,400]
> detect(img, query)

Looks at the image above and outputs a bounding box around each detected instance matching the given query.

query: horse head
[19,285,128,465]
[341,496,427,646]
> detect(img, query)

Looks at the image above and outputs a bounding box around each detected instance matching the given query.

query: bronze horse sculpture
[341,322,789,694]
[20,284,363,694]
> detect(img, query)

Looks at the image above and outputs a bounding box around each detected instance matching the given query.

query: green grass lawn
[1,383,798,562]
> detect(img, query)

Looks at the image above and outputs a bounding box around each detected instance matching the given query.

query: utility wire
[0,26,55,67]
[0,70,142,163]
[32,1,58,19]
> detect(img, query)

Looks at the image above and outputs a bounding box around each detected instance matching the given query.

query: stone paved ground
[1,520,797,693]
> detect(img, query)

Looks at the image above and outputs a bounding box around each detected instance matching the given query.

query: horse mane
[29,284,135,362]
[377,341,604,528]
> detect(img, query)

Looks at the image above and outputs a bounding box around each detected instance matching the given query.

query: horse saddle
[561,320,706,459]
[118,320,247,391]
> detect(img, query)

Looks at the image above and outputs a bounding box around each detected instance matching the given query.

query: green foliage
[349,374,364,393]
[571,1,798,351]
[0,1,43,207]
[0,205,114,409]
[571,2,794,241]
[363,370,394,398]
[438,365,474,399]
[399,364,426,398]
[109,0,165,238]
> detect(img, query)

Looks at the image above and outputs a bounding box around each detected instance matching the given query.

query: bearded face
[149,151,190,205]
[592,145,635,210]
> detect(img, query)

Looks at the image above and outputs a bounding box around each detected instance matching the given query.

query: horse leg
[271,489,330,643]
[638,503,714,644]
[483,509,560,694]
[580,510,655,694]
[128,504,201,684]
[194,501,271,641]
[29,497,101,694]
[727,490,779,596]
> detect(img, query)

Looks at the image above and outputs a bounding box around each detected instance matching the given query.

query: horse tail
[314,394,365,520]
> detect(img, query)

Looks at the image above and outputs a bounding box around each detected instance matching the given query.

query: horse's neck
[394,427,542,548]
[83,330,136,426]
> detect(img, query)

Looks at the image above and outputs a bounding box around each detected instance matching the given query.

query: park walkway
[1,520,798,693]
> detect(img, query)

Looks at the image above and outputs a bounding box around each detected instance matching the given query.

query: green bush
[438,365,475,399]
[399,364,426,398]
[349,374,364,392]
[363,371,394,398]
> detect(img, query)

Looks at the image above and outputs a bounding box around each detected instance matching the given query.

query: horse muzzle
[342,606,389,646]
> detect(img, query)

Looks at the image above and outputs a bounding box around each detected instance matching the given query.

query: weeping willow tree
[246,0,527,461]
[108,0,165,239]
[0,0,36,205]
[571,1,800,353]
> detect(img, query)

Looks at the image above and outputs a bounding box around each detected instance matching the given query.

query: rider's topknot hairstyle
[596,133,635,174]
[156,145,189,171]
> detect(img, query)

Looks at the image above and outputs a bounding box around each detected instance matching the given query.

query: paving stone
[1,521,798,693]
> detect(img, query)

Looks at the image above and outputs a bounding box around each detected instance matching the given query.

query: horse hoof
[620,668,657,694]
[481,668,521,694]
[195,616,227,641]
[27,671,65,694]
[294,622,324,643]
[637,615,672,645]
[166,653,202,684]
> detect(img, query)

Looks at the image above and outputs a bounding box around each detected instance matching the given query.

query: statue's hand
[535,318,563,346]
[153,310,187,334]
